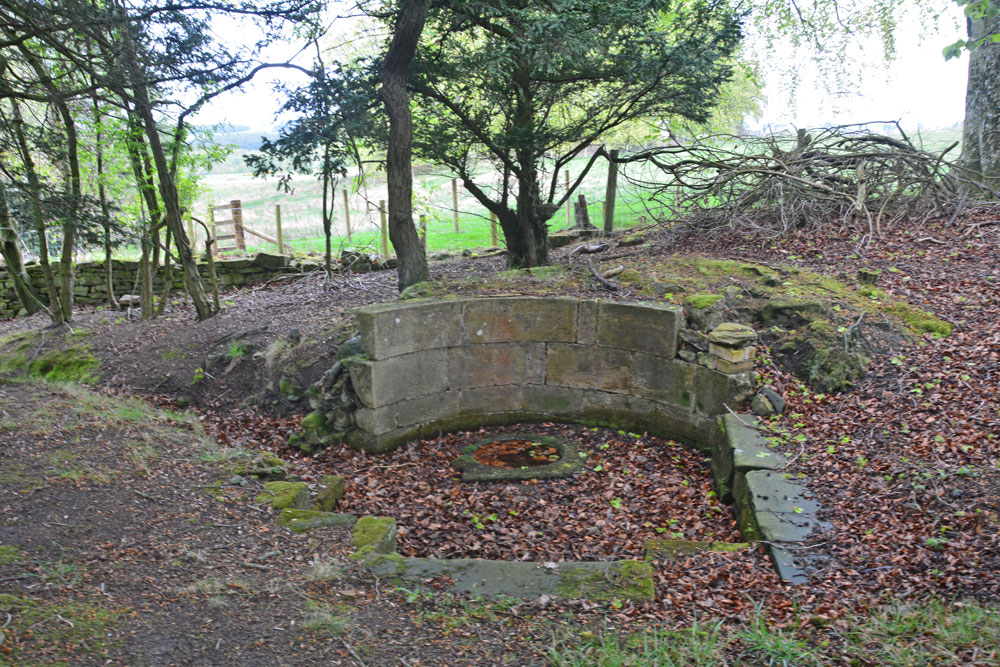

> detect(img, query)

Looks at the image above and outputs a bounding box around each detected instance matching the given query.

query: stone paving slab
[362,555,654,601]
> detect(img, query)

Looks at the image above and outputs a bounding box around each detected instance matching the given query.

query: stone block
[255,481,309,510]
[631,354,695,407]
[254,252,289,269]
[390,391,459,429]
[345,349,449,408]
[313,475,346,512]
[735,470,829,543]
[693,366,740,415]
[216,258,256,270]
[220,272,245,286]
[357,300,464,360]
[581,391,711,447]
[596,301,681,357]
[278,509,356,533]
[709,343,756,363]
[547,343,632,393]
[714,358,754,374]
[708,322,757,347]
[447,343,545,389]
[455,386,524,417]
[576,300,598,345]
[351,516,397,558]
[721,413,783,472]
[522,385,588,416]
[463,297,577,344]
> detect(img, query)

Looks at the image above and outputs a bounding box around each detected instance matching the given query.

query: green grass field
[190,152,664,258]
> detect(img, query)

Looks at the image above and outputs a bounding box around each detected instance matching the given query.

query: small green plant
[226,342,246,360]
[610,497,623,509]
[191,367,208,384]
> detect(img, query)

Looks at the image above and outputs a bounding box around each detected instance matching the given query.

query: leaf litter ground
[1,213,998,664]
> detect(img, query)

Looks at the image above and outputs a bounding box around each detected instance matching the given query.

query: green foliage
[399,0,744,266]
[944,1,1000,59]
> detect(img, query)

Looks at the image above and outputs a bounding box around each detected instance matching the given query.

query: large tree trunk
[8,94,64,325]
[0,179,40,314]
[380,0,429,291]
[962,14,1000,195]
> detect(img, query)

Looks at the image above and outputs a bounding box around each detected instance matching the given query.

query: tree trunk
[55,100,79,323]
[92,93,118,309]
[0,179,40,314]
[8,95,63,324]
[380,0,429,291]
[124,114,160,320]
[121,34,212,320]
[961,14,1000,194]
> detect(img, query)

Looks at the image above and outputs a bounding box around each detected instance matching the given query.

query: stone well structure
[337,297,753,453]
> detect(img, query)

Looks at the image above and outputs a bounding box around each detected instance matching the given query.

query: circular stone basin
[452,433,584,482]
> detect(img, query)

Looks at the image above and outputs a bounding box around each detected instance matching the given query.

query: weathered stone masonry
[338,296,753,453]
[292,296,828,586]
[0,253,307,317]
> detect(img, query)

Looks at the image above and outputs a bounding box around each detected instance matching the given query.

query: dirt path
[0,380,554,666]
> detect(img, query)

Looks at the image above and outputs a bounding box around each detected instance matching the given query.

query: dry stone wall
[338,297,754,453]
[0,253,310,317]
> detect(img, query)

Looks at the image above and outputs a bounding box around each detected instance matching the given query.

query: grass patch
[549,619,728,667]
[846,599,1000,665]
[0,593,124,663]
[0,544,23,563]
[302,598,353,637]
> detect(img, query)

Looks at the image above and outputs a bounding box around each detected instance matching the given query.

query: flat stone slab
[768,544,828,586]
[739,470,830,543]
[363,556,654,601]
[643,539,750,561]
[723,413,784,472]
[277,509,357,534]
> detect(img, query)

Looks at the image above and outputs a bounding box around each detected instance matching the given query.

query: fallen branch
[587,258,618,291]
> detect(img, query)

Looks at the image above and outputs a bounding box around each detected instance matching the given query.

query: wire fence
[190,156,672,258]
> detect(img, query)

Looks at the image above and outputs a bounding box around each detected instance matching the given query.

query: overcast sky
[192,4,970,133]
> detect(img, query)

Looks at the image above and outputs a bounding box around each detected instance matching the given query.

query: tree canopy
[402,0,744,267]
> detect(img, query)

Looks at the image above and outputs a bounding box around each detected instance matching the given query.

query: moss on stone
[255,481,309,510]
[237,451,287,480]
[555,561,654,601]
[882,302,952,337]
[312,475,346,511]
[301,411,326,431]
[685,293,724,309]
[350,516,397,560]
[643,539,750,561]
[279,378,303,399]
[277,508,357,533]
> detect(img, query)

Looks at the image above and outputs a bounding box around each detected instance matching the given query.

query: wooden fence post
[379,200,389,258]
[208,204,216,254]
[275,204,284,254]
[231,199,245,251]
[419,214,427,252]
[451,178,460,233]
[604,149,619,234]
[489,211,498,247]
[342,189,351,240]
[564,171,571,228]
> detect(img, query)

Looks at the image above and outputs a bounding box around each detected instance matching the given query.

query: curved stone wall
[341,297,752,453]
